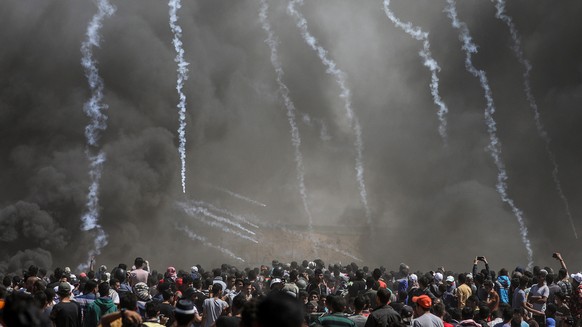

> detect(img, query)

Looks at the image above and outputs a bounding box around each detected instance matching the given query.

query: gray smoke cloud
[1,0,582,274]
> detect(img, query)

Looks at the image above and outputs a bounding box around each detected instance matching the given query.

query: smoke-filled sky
[1,0,582,274]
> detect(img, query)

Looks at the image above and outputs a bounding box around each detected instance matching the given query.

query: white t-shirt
[529,283,549,312]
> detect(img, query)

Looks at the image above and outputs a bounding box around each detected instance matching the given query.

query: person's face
[244,284,252,294]
[235,281,243,291]
[316,274,323,282]
[310,294,319,302]
[114,282,120,290]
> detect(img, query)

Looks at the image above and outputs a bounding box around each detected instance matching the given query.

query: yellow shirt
[457,284,472,308]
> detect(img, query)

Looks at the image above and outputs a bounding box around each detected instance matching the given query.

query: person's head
[461,306,474,320]
[174,299,196,326]
[458,273,466,284]
[83,279,98,295]
[519,276,529,288]
[353,295,368,313]
[412,295,431,317]
[501,305,513,323]
[558,268,567,280]
[33,290,48,309]
[256,292,304,327]
[419,275,430,288]
[232,294,247,315]
[512,308,525,327]
[372,268,382,281]
[377,288,392,306]
[314,269,323,282]
[28,265,39,277]
[145,301,160,319]
[484,280,494,292]
[537,270,548,284]
[134,257,145,269]
[432,302,446,318]
[571,273,582,287]
[57,282,71,298]
[212,282,223,297]
[466,295,478,308]
[308,291,320,302]
[326,295,346,313]
[366,276,376,289]
[478,305,490,321]
[98,282,110,297]
[120,292,138,310]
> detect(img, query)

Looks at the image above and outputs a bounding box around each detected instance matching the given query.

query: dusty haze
[1,0,582,274]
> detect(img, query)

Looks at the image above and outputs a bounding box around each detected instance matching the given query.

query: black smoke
[1,0,581,274]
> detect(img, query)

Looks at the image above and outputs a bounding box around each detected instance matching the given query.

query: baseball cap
[446,276,455,283]
[57,282,71,296]
[412,295,432,309]
[571,273,582,283]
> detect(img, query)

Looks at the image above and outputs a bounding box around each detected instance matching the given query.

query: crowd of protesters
[0,252,581,327]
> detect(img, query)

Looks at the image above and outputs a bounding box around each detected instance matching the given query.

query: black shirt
[50,301,82,327]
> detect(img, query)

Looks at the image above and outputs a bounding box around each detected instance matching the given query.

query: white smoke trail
[444,0,533,268]
[177,201,257,235]
[79,0,115,266]
[287,0,373,229]
[259,0,316,252]
[175,224,245,262]
[179,203,259,243]
[169,0,189,194]
[301,113,331,141]
[212,186,268,207]
[383,0,449,144]
[493,0,577,240]
[189,200,260,228]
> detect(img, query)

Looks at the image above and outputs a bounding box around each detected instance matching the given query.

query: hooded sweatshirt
[496,276,511,304]
[84,297,117,327]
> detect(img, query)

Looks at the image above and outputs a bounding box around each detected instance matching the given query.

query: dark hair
[84,280,98,295]
[33,291,47,308]
[458,274,466,284]
[162,288,174,301]
[500,306,513,322]
[28,265,39,276]
[232,293,247,311]
[419,275,430,288]
[373,268,382,280]
[120,292,138,310]
[478,305,490,320]
[377,288,391,304]
[145,301,160,319]
[461,306,474,320]
[98,282,110,297]
[327,295,346,313]
[212,283,223,295]
[354,295,367,311]
[257,292,304,327]
[134,257,145,268]
[546,273,555,285]
[433,302,446,317]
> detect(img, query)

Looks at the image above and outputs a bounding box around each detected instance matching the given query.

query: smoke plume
[1,0,582,273]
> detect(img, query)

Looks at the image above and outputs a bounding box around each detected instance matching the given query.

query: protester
[412,294,444,327]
